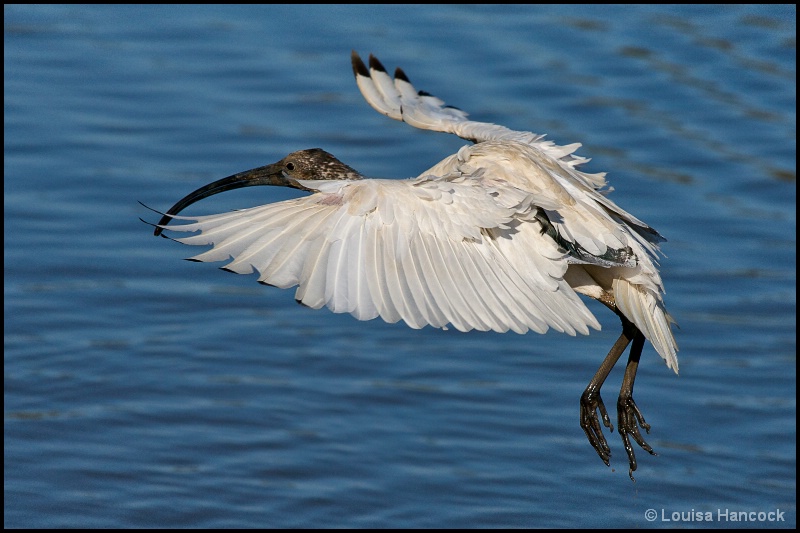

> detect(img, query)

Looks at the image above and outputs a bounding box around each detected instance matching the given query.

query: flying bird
[148,51,678,480]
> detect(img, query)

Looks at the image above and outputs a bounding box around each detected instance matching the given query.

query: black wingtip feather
[139,202,173,237]
[351,50,369,78]
[368,54,388,73]
[394,67,410,83]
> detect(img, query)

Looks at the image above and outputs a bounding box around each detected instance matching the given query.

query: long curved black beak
[153,162,303,236]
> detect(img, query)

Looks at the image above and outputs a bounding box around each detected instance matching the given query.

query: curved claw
[580,389,614,465]
[617,394,657,481]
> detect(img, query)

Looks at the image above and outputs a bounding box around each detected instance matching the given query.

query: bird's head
[153,149,362,236]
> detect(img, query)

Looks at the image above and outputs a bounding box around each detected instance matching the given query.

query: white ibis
[148,51,678,480]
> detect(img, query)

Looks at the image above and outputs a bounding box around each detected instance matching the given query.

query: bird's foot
[579,388,614,466]
[617,393,657,481]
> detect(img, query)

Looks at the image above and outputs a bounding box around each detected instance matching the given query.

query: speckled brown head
[153,148,363,236]
[279,148,363,182]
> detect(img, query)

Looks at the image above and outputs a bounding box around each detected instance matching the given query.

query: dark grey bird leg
[617,330,657,481]
[579,313,635,466]
[580,302,656,480]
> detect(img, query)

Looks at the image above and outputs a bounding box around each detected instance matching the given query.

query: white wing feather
[352,53,595,173]
[163,176,601,336]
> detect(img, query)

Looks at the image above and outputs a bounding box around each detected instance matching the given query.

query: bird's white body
[163,55,677,373]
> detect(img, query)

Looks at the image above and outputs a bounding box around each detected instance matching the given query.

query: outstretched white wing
[160,175,601,336]
[352,51,590,170]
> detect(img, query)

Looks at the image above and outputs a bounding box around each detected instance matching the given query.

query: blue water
[4,4,795,528]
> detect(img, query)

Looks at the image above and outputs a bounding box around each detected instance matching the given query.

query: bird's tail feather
[613,278,679,374]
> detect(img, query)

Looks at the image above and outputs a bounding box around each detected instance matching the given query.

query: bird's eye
[285,162,295,171]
